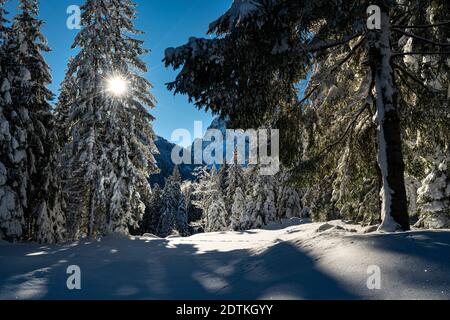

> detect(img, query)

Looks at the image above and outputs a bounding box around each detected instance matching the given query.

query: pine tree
[139,184,162,235]
[261,176,277,223]
[217,163,229,195]
[205,192,228,232]
[230,187,246,231]
[279,188,303,219]
[34,122,66,243]
[157,167,189,237]
[225,148,246,211]
[16,0,65,243]
[277,172,303,219]
[303,174,339,222]
[242,166,278,229]
[0,0,25,241]
[0,0,62,242]
[192,165,219,214]
[296,0,449,228]
[194,164,305,232]
[0,0,6,44]
[165,0,449,231]
[54,64,75,147]
[243,166,264,228]
[59,0,158,238]
[416,152,450,229]
[55,64,84,240]
[175,189,189,236]
[182,181,201,223]
[157,185,174,237]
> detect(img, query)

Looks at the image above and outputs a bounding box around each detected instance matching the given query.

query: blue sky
[5,0,232,145]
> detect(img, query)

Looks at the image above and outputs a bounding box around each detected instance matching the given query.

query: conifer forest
[0,0,449,305]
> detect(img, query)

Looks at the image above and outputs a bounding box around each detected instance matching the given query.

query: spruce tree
[157,167,189,237]
[192,165,219,215]
[279,187,303,219]
[230,186,246,231]
[0,0,25,241]
[1,0,62,242]
[261,176,277,223]
[17,0,65,243]
[139,184,162,235]
[217,163,229,195]
[182,181,200,223]
[0,0,6,43]
[416,153,450,229]
[165,0,450,231]
[277,172,303,219]
[243,166,265,228]
[294,0,448,228]
[225,148,246,211]
[59,0,158,238]
[205,192,228,232]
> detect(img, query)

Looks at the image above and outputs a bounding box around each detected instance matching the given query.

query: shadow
[0,235,359,300]
[343,230,450,296]
[350,230,450,266]
[206,241,358,300]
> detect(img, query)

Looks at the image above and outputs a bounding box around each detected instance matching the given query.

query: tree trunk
[369,9,410,231]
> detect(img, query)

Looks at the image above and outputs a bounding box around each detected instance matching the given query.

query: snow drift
[0,219,449,300]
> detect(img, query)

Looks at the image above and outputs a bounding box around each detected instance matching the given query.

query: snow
[0,117,10,141]
[1,219,449,300]
[0,161,6,185]
[209,0,259,32]
[416,156,450,229]
[0,78,10,92]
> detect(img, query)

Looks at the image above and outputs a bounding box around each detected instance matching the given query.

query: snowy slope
[0,220,449,300]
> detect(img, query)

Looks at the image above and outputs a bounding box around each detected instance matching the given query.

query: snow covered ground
[1,219,449,300]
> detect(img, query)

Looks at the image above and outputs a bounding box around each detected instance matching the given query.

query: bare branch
[392,51,450,58]
[393,63,440,94]
[392,21,450,29]
[316,102,371,158]
[392,28,450,47]
[308,37,365,92]
[332,37,366,71]
[307,34,363,53]
[298,84,320,105]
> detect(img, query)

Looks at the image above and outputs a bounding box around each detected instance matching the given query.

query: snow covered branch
[392,28,450,47]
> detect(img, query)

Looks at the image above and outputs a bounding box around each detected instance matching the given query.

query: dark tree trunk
[379,105,410,231]
[368,9,410,231]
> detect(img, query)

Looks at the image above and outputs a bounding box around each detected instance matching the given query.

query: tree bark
[368,9,410,231]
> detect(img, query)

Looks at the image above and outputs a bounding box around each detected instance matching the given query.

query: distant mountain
[149,136,198,187]
[209,116,228,134]
[150,116,250,186]
[193,116,251,167]
[192,116,229,163]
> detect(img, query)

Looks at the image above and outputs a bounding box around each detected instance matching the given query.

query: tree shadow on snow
[345,230,450,295]
[0,237,359,300]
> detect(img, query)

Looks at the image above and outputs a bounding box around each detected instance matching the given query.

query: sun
[106,75,128,97]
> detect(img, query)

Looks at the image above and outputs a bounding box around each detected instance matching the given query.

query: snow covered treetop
[164,37,225,69]
[208,0,261,34]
